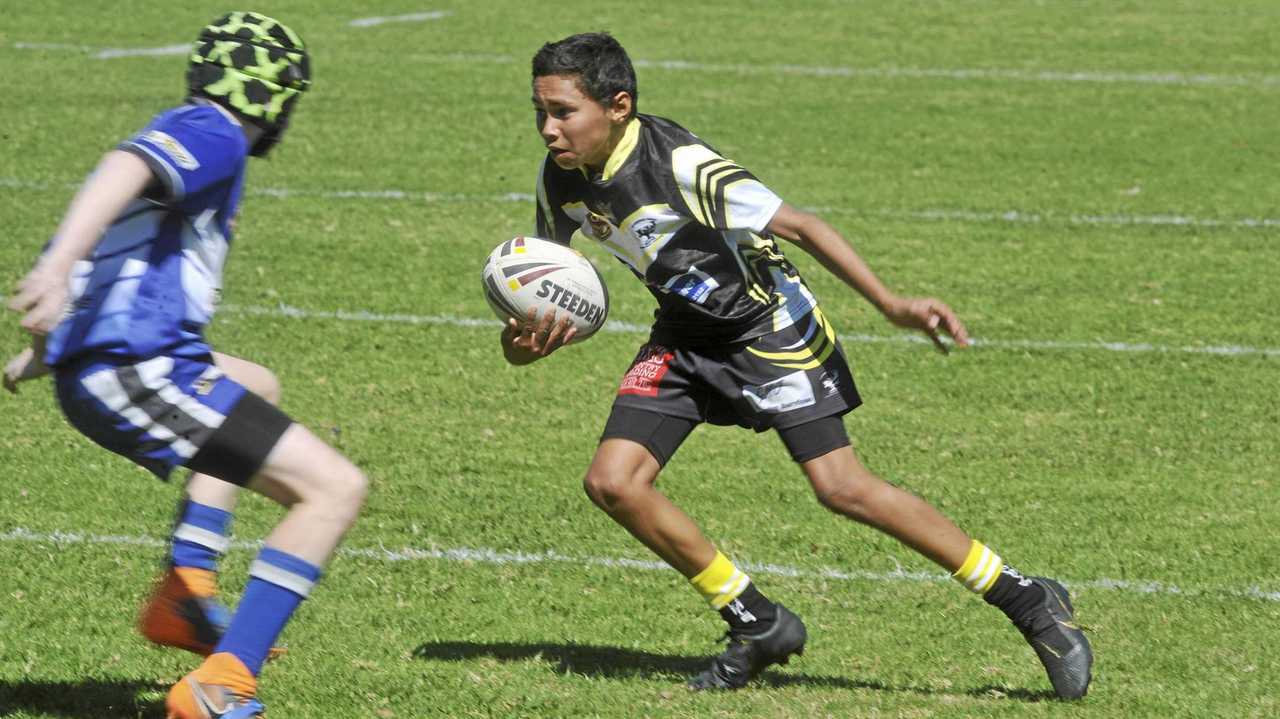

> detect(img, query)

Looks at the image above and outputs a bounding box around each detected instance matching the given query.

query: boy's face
[532,74,630,171]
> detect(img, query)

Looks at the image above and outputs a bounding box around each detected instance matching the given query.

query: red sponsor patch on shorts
[618,345,674,397]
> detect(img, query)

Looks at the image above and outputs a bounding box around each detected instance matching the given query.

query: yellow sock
[689,551,750,609]
[952,539,1003,594]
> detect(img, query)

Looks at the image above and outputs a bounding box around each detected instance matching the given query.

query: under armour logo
[727,599,758,623]
[1002,565,1034,587]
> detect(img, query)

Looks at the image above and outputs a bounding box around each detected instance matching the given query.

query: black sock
[719,582,778,634]
[983,567,1046,632]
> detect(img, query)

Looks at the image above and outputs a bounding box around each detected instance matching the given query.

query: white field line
[408,52,1280,90]
[13,42,188,59]
[349,11,451,28]
[4,176,1280,232]
[632,59,1280,89]
[13,42,93,52]
[93,44,188,60]
[220,302,1280,360]
[2,527,1276,603]
[13,41,1280,89]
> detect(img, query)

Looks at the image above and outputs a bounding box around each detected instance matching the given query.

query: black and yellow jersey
[535,113,818,346]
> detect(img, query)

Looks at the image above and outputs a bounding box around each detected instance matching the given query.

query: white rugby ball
[481,236,609,341]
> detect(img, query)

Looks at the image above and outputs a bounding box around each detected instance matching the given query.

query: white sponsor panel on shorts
[742,370,816,413]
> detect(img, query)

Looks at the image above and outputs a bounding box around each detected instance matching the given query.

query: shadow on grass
[0,677,166,718]
[412,640,1056,700]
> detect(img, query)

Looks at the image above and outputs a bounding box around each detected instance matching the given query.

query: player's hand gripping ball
[482,236,609,342]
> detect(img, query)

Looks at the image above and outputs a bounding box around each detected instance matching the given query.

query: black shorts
[56,353,294,485]
[602,309,860,465]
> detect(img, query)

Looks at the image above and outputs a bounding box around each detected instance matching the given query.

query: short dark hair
[532,32,638,117]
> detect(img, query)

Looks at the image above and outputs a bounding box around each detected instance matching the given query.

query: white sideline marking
[93,44,188,60]
[13,42,93,52]
[13,42,188,59]
[410,52,1280,90]
[631,58,1280,89]
[4,176,1280,232]
[2,528,1276,603]
[14,40,1280,89]
[349,11,451,28]
[218,302,1280,359]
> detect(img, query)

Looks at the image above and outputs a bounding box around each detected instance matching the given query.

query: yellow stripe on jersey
[536,155,557,238]
[729,241,772,304]
[601,118,641,182]
[693,159,737,226]
[746,307,837,370]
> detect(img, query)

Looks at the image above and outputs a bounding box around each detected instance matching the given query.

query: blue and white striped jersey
[45,102,248,366]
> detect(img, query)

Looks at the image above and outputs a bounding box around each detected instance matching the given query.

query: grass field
[2,2,1279,717]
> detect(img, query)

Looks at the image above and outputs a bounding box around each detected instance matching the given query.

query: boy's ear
[608,91,633,123]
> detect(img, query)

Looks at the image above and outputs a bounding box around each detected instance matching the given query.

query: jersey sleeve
[118,106,244,204]
[670,144,783,233]
[534,156,578,246]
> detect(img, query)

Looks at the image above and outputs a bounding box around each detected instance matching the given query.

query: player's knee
[241,366,282,405]
[314,460,368,526]
[254,369,282,406]
[583,466,642,511]
[810,466,877,520]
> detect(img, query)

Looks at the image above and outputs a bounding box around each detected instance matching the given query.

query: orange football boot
[166,652,264,719]
[140,567,229,655]
[140,567,285,659]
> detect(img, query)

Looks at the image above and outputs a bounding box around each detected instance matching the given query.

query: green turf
[3,2,1279,717]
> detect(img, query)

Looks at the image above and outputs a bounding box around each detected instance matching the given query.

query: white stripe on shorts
[130,356,227,429]
[81,367,201,459]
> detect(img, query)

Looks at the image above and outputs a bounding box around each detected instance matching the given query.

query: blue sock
[216,547,322,676]
[170,500,233,571]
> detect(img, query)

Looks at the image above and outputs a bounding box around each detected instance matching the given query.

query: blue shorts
[55,354,293,483]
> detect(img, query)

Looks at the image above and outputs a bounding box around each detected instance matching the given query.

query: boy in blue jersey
[5,13,366,719]
[505,33,1092,699]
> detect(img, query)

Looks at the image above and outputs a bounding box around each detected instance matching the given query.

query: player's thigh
[245,423,366,511]
[54,354,261,481]
[599,404,698,470]
[211,352,281,404]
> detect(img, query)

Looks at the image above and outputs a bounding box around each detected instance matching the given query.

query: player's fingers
[514,307,538,345]
[929,301,970,347]
[946,316,971,347]
[20,312,48,335]
[20,301,59,335]
[563,325,578,346]
[538,307,558,333]
[532,309,558,350]
[7,285,38,313]
[925,327,950,355]
[540,320,569,355]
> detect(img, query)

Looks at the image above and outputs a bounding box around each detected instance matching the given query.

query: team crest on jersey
[630,217,659,249]
[143,131,200,170]
[586,211,614,241]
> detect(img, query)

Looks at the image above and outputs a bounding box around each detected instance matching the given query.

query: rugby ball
[482,236,609,341]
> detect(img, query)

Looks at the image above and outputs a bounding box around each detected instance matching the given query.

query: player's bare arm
[9,151,154,335]
[501,307,578,365]
[766,202,970,353]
